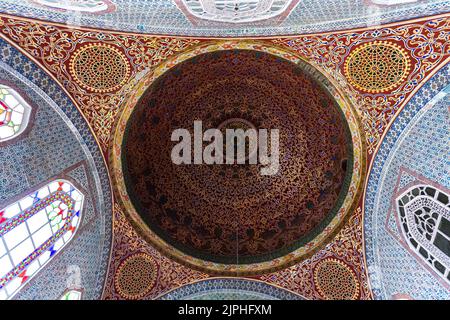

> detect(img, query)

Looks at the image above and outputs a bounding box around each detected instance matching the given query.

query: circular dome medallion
[69,43,130,93]
[313,258,359,300]
[344,41,411,94]
[112,42,365,275]
[115,253,158,299]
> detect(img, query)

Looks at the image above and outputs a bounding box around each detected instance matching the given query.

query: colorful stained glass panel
[0,85,31,142]
[0,180,84,299]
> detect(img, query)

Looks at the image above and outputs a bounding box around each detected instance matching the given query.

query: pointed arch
[0,180,84,299]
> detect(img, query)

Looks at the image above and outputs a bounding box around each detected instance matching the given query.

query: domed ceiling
[0,5,448,300]
[122,49,353,267]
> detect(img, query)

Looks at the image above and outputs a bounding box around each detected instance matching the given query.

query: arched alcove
[0,38,112,300]
[364,63,450,300]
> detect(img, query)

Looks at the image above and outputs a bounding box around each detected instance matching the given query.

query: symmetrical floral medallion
[69,43,130,93]
[114,253,158,300]
[344,41,411,94]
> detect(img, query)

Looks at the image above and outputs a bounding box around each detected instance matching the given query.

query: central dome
[122,49,353,265]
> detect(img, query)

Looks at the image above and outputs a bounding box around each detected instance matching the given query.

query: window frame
[0,179,85,300]
[0,82,35,146]
[396,184,450,284]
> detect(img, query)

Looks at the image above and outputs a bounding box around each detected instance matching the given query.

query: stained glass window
[0,85,32,142]
[60,289,83,300]
[0,180,84,300]
[397,185,450,284]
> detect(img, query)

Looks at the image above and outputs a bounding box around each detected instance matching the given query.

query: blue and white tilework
[0,38,112,300]
[158,278,305,300]
[0,0,448,36]
[364,63,450,300]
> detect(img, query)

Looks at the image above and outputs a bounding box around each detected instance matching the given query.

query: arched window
[396,185,450,284]
[0,180,84,299]
[0,85,32,143]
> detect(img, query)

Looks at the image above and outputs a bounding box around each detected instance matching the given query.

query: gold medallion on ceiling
[344,41,411,94]
[313,258,359,300]
[69,43,131,93]
[114,253,158,299]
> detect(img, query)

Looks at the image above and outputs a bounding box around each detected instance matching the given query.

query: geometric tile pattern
[30,0,115,14]
[0,39,112,300]
[157,278,306,300]
[364,65,450,300]
[0,0,448,36]
[398,170,418,190]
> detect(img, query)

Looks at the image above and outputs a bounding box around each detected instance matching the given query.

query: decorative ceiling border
[0,1,448,36]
